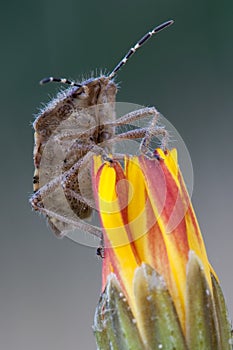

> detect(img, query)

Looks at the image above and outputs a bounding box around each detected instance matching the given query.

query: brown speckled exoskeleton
[30,20,173,245]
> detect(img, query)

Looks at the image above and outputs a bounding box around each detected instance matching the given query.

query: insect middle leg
[109,106,159,127]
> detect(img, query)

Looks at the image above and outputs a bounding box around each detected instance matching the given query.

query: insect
[30,20,173,245]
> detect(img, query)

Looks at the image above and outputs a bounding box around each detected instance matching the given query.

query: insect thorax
[33,76,117,169]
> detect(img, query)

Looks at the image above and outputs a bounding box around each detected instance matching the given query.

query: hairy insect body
[32,77,117,234]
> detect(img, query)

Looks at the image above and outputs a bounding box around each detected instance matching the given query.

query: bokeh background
[1,1,233,349]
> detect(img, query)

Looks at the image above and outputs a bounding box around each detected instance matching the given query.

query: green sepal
[93,274,144,350]
[93,289,111,350]
[186,251,218,349]
[211,273,233,350]
[134,263,188,350]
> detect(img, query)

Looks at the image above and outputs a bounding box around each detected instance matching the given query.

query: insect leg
[107,107,159,127]
[35,205,103,240]
[104,106,169,154]
[117,126,168,157]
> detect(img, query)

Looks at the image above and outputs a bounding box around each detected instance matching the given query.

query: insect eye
[71,87,83,97]
[72,85,89,99]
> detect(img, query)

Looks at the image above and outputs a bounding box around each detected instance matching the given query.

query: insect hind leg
[36,204,103,240]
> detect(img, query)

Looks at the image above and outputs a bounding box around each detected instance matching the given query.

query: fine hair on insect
[30,20,174,252]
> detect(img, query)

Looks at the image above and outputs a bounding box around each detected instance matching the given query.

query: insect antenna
[108,20,174,79]
[39,77,82,87]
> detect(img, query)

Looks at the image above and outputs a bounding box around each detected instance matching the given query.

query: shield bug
[30,20,173,243]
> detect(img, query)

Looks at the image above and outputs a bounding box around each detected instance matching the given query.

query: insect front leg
[108,106,159,127]
[106,106,169,156]
[101,127,165,158]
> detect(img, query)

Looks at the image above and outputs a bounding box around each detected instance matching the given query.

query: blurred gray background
[1,1,232,349]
